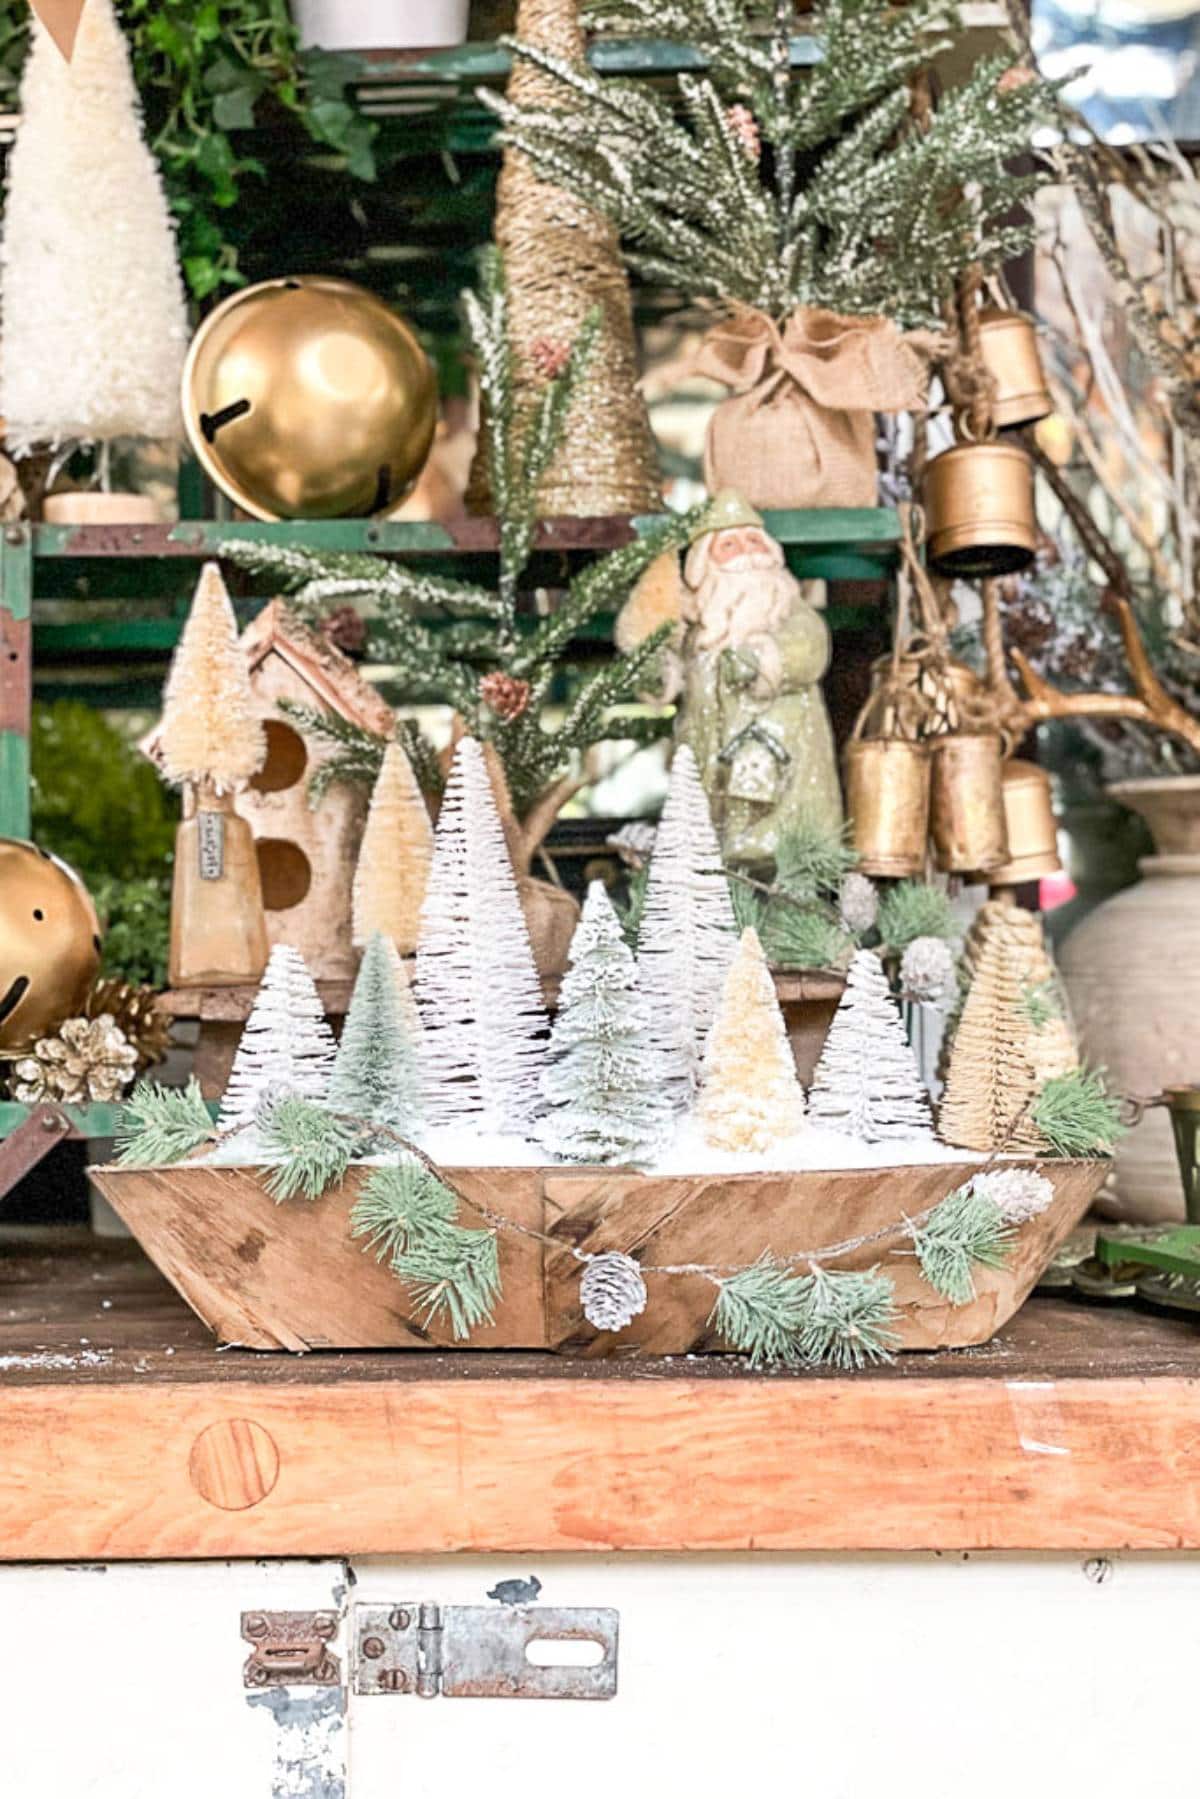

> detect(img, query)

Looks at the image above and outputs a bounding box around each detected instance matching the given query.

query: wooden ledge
[2,1233,1200,1560]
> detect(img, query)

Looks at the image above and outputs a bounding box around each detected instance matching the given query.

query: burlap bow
[695,305,944,510]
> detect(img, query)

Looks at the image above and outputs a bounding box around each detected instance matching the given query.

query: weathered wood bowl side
[91,1157,1109,1356]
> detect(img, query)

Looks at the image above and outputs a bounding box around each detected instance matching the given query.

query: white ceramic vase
[1059,775,1200,1221]
[291,1,470,49]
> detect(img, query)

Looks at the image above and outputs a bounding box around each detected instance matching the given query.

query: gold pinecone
[85,979,171,1073]
[11,1015,138,1106]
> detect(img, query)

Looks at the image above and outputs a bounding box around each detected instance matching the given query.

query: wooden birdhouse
[146,599,393,981]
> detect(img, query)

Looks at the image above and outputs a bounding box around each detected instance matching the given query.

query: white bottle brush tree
[539,881,673,1166]
[352,739,435,956]
[637,745,738,1109]
[0,0,188,480]
[698,927,806,1153]
[415,736,548,1136]
[218,944,337,1139]
[808,948,935,1143]
[328,932,423,1145]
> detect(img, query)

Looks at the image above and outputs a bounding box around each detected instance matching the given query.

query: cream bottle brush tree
[352,740,434,956]
[698,926,807,1154]
[0,0,187,478]
[157,562,268,988]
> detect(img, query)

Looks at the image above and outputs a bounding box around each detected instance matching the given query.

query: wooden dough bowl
[90,1158,1109,1357]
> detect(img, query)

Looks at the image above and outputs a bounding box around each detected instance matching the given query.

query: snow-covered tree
[636,744,738,1109]
[414,736,548,1134]
[218,945,337,1136]
[809,949,935,1143]
[352,740,434,954]
[328,932,422,1142]
[538,881,673,1166]
[159,563,266,793]
[0,0,187,455]
[698,927,806,1153]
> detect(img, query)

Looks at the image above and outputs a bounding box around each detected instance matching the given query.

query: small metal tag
[197,809,225,880]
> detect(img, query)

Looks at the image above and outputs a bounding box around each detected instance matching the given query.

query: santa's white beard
[688,564,795,652]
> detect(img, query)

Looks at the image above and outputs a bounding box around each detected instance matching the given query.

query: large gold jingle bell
[182,277,438,520]
[0,840,101,1053]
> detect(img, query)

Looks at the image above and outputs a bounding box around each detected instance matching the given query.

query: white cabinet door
[348,1553,1200,1799]
[2,1560,350,1799]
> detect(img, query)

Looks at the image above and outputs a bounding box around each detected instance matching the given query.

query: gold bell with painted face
[0,840,101,1053]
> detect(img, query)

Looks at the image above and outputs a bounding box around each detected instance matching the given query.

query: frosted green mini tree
[539,882,673,1166]
[328,932,422,1144]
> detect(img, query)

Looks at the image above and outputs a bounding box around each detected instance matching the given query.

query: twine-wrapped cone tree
[468,0,662,516]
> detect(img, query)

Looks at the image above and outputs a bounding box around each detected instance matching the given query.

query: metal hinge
[241,1611,341,1689]
[353,1603,618,1701]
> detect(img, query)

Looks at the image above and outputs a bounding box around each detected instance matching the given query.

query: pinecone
[726,103,761,161]
[11,1014,137,1105]
[900,936,957,1005]
[839,872,879,936]
[85,979,171,1073]
[479,671,532,722]
[580,1252,648,1333]
[970,1167,1054,1225]
[529,337,571,381]
[321,606,367,655]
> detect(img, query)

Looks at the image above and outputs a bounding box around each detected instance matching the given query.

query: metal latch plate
[242,1610,341,1689]
[354,1603,618,1700]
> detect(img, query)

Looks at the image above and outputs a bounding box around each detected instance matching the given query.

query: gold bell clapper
[182,276,438,520]
[844,733,932,877]
[169,785,269,989]
[977,307,1053,429]
[929,731,1010,874]
[924,441,1037,578]
[983,760,1063,889]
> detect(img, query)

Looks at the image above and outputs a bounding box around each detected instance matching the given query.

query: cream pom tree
[159,562,268,986]
[637,744,738,1110]
[352,740,434,956]
[698,927,806,1153]
[0,0,188,488]
[809,949,935,1143]
[414,736,549,1136]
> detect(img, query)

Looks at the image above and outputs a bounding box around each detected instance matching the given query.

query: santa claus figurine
[667,490,842,868]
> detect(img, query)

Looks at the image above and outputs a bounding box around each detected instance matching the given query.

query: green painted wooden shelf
[0,1102,126,1142]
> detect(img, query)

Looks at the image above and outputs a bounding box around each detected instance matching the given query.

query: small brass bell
[984,759,1063,887]
[844,735,932,877]
[929,732,1010,874]
[978,307,1052,430]
[925,441,1037,578]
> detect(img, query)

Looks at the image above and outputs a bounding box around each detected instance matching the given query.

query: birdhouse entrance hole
[250,721,308,794]
[255,839,312,911]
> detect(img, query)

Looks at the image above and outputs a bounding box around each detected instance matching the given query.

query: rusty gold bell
[182,276,438,520]
[0,840,101,1053]
[924,441,1037,578]
[844,736,932,877]
[978,307,1052,430]
[984,759,1063,887]
[930,732,1010,874]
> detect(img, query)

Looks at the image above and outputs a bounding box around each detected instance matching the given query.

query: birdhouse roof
[239,599,394,735]
[140,596,393,767]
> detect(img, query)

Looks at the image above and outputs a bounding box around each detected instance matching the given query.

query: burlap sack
[696,306,942,509]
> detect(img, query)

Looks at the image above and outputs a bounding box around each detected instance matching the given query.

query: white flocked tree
[159,562,265,793]
[0,0,188,458]
[414,736,548,1135]
[637,744,738,1109]
[328,931,422,1142]
[808,948,935,1143]
[219,944,337,1137]
[539,881,673,1166]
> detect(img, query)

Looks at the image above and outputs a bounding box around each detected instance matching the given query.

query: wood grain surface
[1,1234,1200,1558]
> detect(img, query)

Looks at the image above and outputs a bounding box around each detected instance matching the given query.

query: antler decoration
[981,581,1200,759]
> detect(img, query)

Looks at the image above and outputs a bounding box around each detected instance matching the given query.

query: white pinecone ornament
[900,935,957,1004]
[970,1167,1054,1224]
[11,1014,137,1105]
[839,871,878,935]
[580,1252,648,1333]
